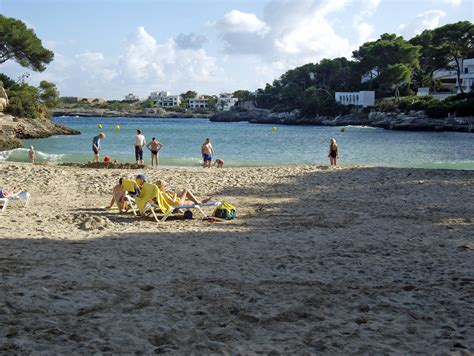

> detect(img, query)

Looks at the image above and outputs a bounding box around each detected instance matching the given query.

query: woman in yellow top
[156,180,208,206]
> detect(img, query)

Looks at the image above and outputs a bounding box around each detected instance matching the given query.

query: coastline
[0,161,472,353]
[0,114,80,151]
[52,107,211,119]
[211,109,474,133]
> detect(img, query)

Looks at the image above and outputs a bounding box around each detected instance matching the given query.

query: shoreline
[0,162,472,353]
[2,159,474,171]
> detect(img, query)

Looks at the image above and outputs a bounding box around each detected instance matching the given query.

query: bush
[425,101,455,119]
[455,98,474,116]
[6,83,41,118]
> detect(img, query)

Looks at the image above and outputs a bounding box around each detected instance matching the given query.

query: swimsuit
[203,153,212,161]
[330,146,338,158]
[151,150,158,155]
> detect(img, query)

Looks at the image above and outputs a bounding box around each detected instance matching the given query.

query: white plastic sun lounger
[0,191,30,212]
[124,194,139,216]
[143,201,222,222]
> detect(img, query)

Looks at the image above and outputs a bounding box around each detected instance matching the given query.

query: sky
[1,0,473,99]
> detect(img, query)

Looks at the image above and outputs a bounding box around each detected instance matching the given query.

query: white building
[189,97,210,109]
[335,91,375,107]
[124,93,140,101]
[149,91,170,101]
[148,91,181,107]
[158,95,181,108]
[216,93,238,111]
[459,58,474,93]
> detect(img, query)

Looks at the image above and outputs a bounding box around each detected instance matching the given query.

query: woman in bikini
[328,138,339,166]
[156,180,208,206]
[107,178,128,212]
[146,137,163,168]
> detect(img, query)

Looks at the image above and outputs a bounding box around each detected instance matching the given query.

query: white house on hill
[217,93,238,111]
[335,91,375,107]
[148,91,181,107]
[189,96,210,109]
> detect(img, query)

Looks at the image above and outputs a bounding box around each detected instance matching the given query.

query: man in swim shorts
[134,129,146,165]
[201,137,214,168]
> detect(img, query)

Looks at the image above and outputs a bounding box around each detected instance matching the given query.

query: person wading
[134,129,146,165]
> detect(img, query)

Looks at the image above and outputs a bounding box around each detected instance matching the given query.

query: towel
[135,183,172,214]
[121,179,140,196]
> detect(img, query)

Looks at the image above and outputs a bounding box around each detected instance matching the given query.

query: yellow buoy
[98,123,103,129]
[115,125,120,130]
[272,127,277,132]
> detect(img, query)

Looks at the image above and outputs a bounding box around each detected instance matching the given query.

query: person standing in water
[328,138,339,166]
[134,129,146,165]
[28,146,36,163]
[92,133,105,163]
[147,137,164,168]
[201,137,214,168]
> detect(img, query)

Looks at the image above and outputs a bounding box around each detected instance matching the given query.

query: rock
[0,114,80,152]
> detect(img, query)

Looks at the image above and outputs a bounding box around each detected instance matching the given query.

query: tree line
[249,21,473,117]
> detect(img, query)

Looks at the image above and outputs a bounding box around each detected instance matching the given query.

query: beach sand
[0,162,473,354]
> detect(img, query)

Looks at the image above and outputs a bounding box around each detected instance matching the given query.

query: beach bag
[214,202,237,220]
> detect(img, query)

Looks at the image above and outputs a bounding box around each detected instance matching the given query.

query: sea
[1,116,473,169]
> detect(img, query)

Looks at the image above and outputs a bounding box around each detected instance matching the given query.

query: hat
[136,174,146,181]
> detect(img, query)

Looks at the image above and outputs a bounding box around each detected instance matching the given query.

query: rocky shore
[0,114,80,151]
[211,108,474,133]
[52,107,211,119]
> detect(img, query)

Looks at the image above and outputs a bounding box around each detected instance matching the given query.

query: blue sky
[1,0,472,99]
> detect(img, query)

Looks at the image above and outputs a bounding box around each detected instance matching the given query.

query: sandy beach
[0,162,472,354]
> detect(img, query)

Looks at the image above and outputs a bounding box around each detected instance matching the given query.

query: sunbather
[156,180,207,206]
[107,178,127,212]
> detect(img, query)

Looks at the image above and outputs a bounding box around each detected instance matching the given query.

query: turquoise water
[1,116,473,169]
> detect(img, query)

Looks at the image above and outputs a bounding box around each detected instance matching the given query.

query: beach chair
[121,179,141,216]
[0,189,30,212]
[138,184,221,222]
[158,200,222,222]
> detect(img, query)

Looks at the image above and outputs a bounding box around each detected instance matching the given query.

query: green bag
[214,202,237,220]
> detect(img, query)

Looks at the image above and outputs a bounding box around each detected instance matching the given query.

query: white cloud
[17,26,223,98]
[399,10,446,38]
[443,0,462,6]
[353,0,381,45]
[212,0,352,71]
[210,10,270,35]
[174,32,208,50]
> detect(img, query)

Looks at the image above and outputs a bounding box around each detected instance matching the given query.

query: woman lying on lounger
[156,180,209,206]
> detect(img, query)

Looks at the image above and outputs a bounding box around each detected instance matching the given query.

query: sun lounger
[0,190,30,212]
[160,200,222,222]
[129,182,221,222]
[121,179,141,216]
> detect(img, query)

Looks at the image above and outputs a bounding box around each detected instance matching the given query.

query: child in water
[214,158,224,168]
[28,146,36,163]
[328,138,339,166]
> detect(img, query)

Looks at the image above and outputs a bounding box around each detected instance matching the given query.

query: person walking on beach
[201,137,214,168]
[92,132,105,163]
[147,137,164,168]
[328,138,339,166]
[134,129,146,165]
[28,146,36,164]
